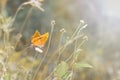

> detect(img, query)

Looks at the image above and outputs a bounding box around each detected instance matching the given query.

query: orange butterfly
[31,30,49,47]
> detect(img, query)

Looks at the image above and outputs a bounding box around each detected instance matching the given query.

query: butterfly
[31,30,49,47]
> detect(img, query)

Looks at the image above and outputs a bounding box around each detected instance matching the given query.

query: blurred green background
[0,0,120,80]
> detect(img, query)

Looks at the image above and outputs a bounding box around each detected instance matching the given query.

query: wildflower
[24,0,44,11]
[51,20,56,26]
[60,28,66,33]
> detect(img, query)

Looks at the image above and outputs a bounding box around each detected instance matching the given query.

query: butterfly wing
[32,30,41,39]
[31,31,49,46]
[40,32,49,45]
[31,30,41,46]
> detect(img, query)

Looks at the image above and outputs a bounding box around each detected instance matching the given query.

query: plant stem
[14,7,33,49]
[31,21,54,80]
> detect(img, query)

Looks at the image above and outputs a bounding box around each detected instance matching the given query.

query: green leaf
[4,73,11,80]
[54,61,69,78]
[62,71,72,80]
[73,62,93,69]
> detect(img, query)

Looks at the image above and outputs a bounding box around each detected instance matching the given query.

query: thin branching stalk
[70,22,87,60]
[14,7,33,49]
[7,2,28,29]
[45,67,56,80]
[65,39,85,62]
[4,32,9,66]
[55,21,86,59]
[3,32,6,48]
[45,29,66,79]
[12,2,28,23]
[19,7,33,34]
[70,20,84,39]
[32,20,55,80]
[56,29,65,64]
[46,34,84,67]
[45,35,84,80]
[11,0,44,27]
[45,22,87,79]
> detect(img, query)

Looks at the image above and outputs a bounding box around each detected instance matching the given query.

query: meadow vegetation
[0,0,93,80]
